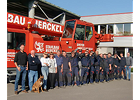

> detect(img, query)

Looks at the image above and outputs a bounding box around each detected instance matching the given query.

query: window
[124,23,131,35]
[74,24,85,40]
[100,25,106,34]
[94,25,98,32]
[116,24,123,35]
[86,26,93,41]
[108,24,114,34]
[7,32,25,50]
[63,21,75,38]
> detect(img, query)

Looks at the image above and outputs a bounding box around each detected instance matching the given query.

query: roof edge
[81,12,133,17]
[39,0,81,18]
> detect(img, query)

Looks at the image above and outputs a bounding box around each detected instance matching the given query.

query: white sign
[77,43,85,46]
[34,41,44,52]
[7,14,25,25]
[46,45,59,52]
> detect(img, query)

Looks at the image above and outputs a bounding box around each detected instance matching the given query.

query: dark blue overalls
[62,56,71,86]
[107,57,113,80]
[113,58,120,80]
[80,56,90,85]
[103,58,109,82]
[69,55,80,86]
[89,56,95,83]
[94,55,100,83]
[119,57,126,79]
[99,57,104,82]
[55,55,63,87]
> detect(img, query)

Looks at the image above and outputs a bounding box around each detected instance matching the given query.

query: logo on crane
[34,41,44,52]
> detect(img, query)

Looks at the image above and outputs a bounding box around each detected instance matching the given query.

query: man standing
[28,50,41,91]
[119,53,126,80]
[55,50,63,88]
[94,51,100,83]
[113,53,120,80]
[14,44,28,94]
[125,52,133,81]
[99,53,104,82]
[69,51,80,86]
[62,51,72,87]
[80,51,90,85]
[103,54,109,82]
[107,52,113,81]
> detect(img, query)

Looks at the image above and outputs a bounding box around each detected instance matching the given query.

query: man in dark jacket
[94,51,100,83]
[80,51,90,85]
[69,51,80,86]
[28,50,41,91]
[113,53,120,80]
[14,44,28,94]
[107,52,114,81]
[103,54,109,82]
[99,53,104,82]
[119,53,126,80]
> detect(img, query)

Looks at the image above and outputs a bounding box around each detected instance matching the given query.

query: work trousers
[71,67,80,86]
[95,66,100,82]
[55,66,63,87]
[104,67,109,82]
[80,67,89,85]
[109,67,114,81]
[119,66,126,79]
[90,66,95,83]
[63,69,71,86]
[114,67,119,79]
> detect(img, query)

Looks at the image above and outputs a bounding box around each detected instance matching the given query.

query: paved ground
[7,74,133,100]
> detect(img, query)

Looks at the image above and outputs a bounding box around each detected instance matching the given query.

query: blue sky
[46,0,133,16]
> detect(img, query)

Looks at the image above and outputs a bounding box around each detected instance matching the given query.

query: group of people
[14,44,133,94]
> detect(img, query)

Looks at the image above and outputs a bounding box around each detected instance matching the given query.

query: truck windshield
[62,21,75,38]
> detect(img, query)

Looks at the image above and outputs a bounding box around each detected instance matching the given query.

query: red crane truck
[7,12,113,82]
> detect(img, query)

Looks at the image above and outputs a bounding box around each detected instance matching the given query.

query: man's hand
[55,70,57,73]
[100,67,102,70]
[61,69,63,73]
[115,65,117,68]
[125,66,126,68]
[17,66,21,71]
[26,67,28,70]
[70,68,72,72]
[129,66,131,69]
[109,67,111,70]
[102,69,103,71]
[88,67,90,69]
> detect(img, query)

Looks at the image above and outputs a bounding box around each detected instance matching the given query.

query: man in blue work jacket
[80,51,90,85]
[107,52,114,81]
[89,51,95,84]
[113,53,120,80]
[119,53,126,80]
[62,51,72,87]
[94,51,100,83]
[69,51,80,86]
[55,50,63,88]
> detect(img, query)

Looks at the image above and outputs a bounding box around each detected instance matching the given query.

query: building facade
[81,12,133,57]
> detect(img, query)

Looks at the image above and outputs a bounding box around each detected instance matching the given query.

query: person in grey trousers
[125,52,133,81]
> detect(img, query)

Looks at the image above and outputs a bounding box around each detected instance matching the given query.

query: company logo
[34,41,44,52]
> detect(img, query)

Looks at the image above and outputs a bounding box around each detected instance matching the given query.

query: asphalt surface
[7,74,133,100]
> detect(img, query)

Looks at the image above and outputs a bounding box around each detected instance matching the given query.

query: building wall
[81,12,133,25]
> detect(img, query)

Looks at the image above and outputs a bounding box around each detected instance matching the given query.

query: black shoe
[128,79,130,81]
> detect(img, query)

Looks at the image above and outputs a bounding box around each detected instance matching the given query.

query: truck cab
[61,19,113,53]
